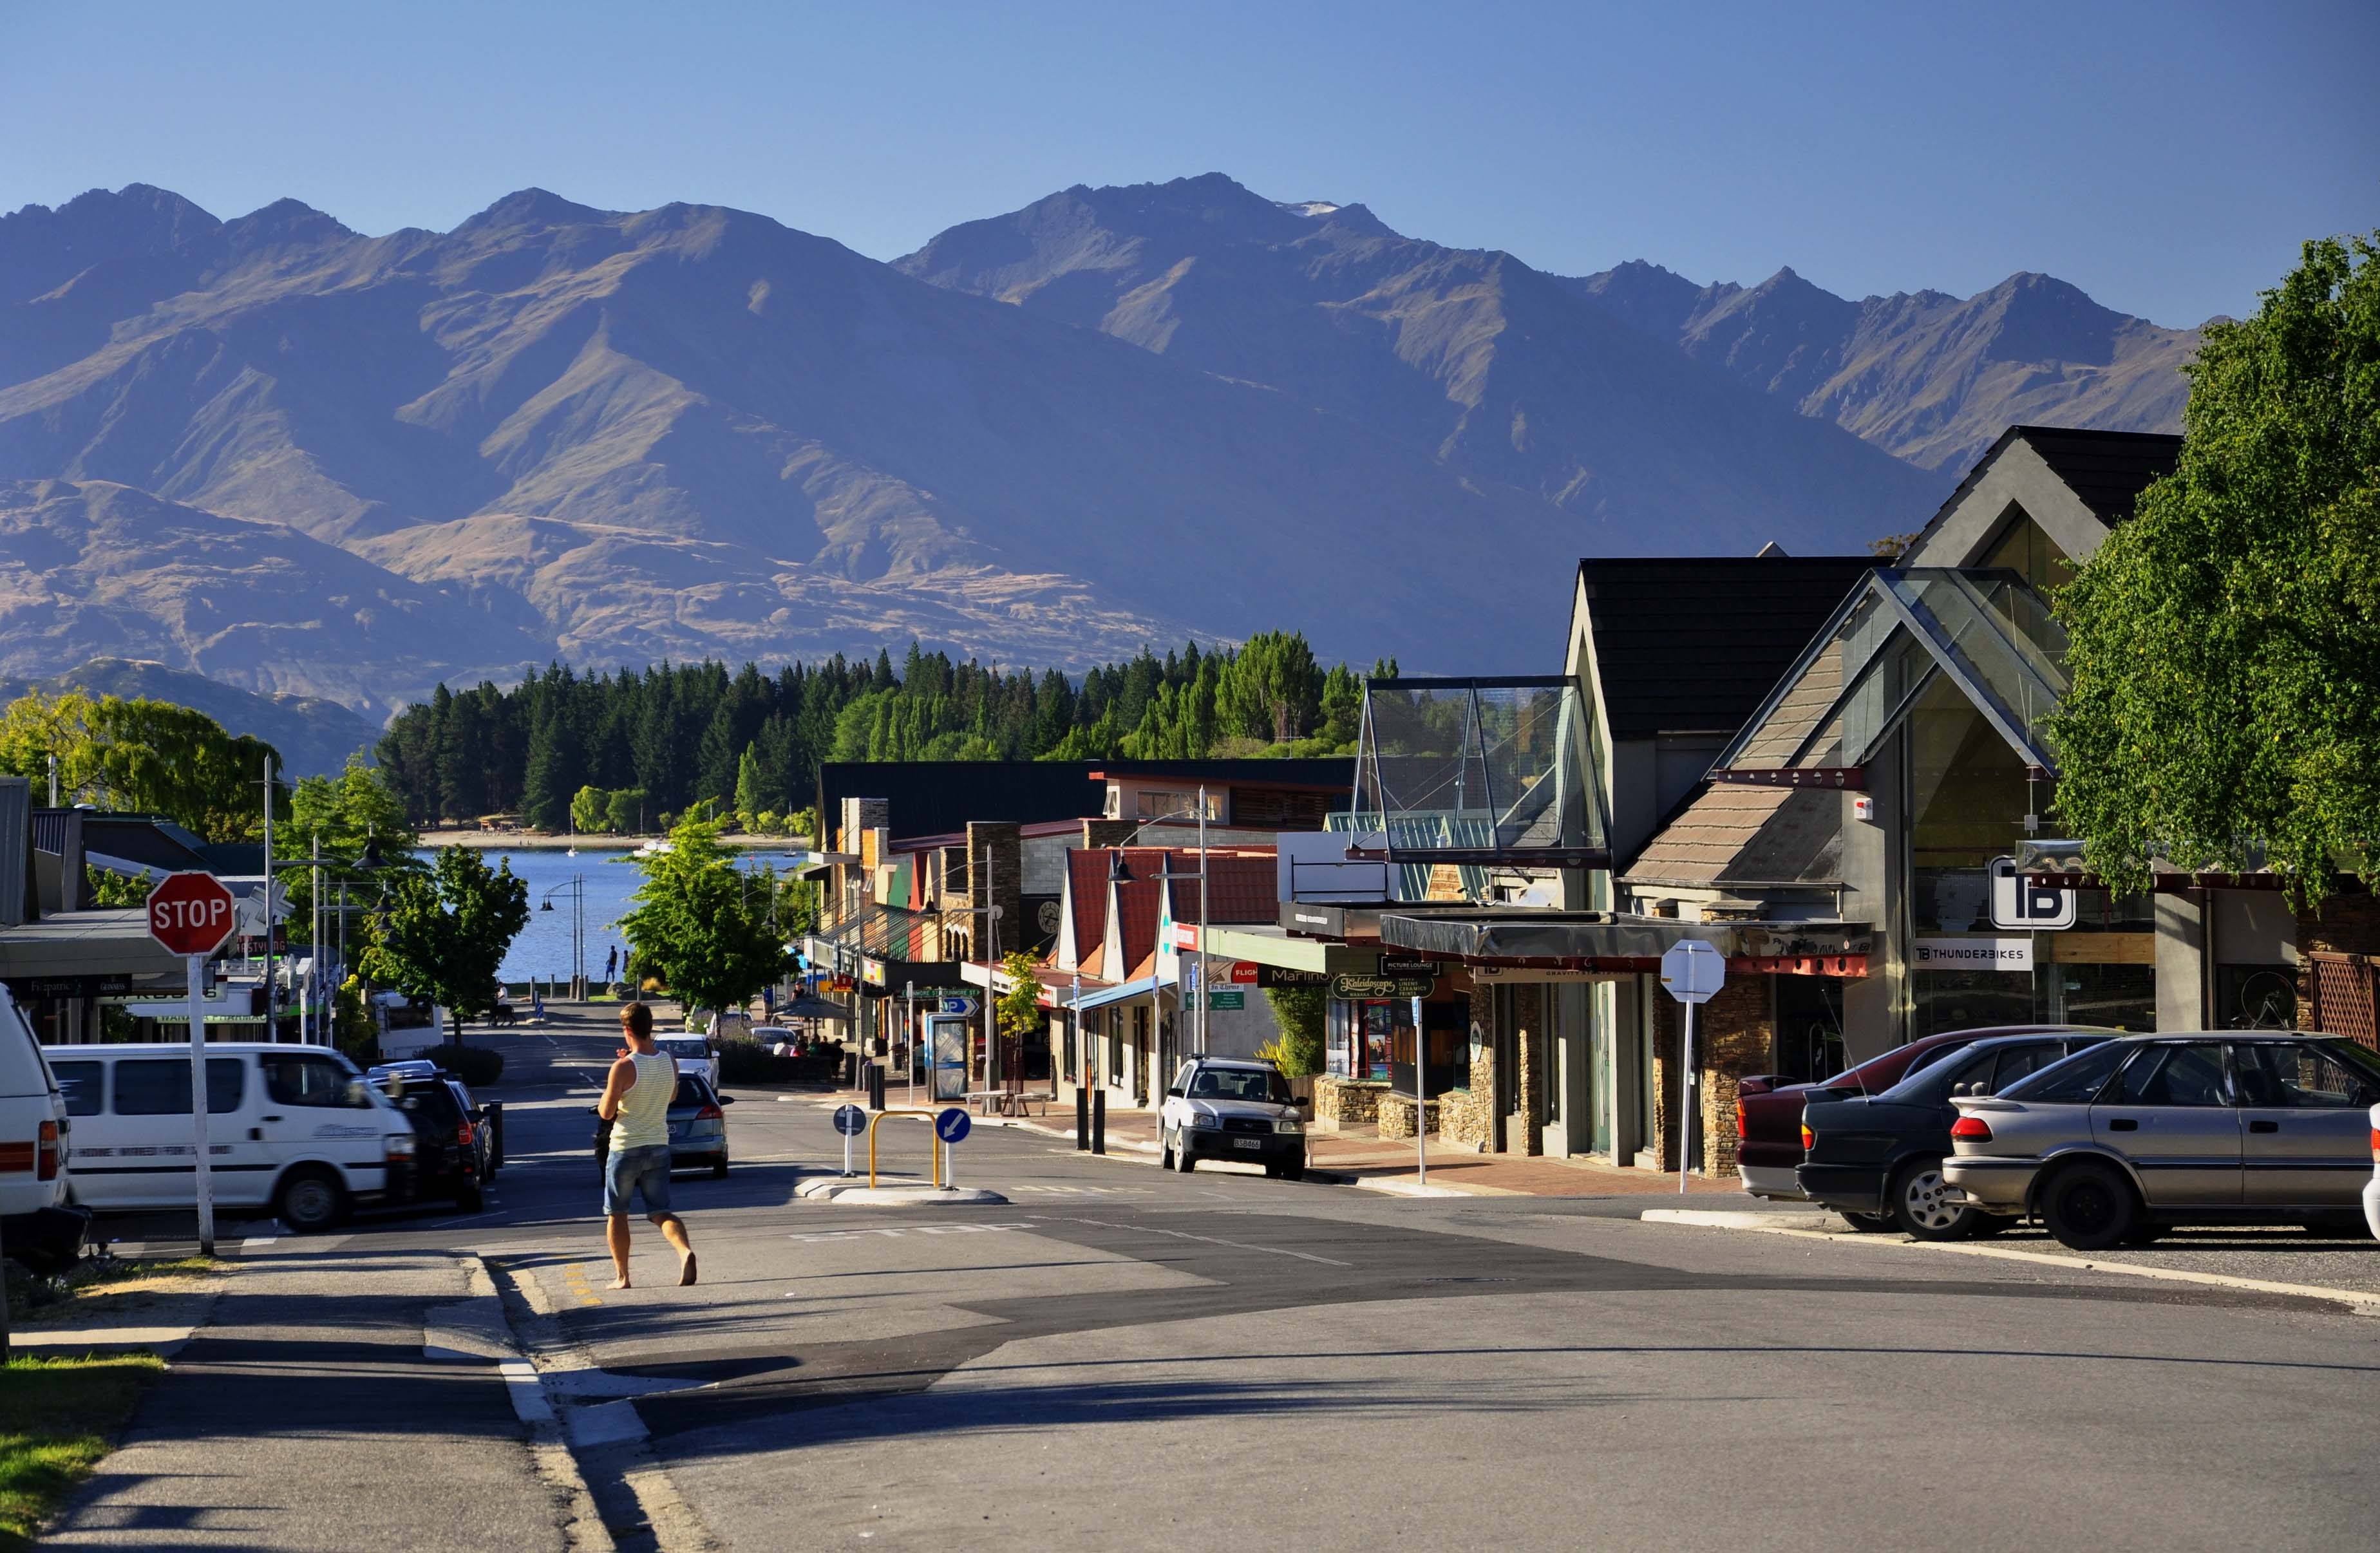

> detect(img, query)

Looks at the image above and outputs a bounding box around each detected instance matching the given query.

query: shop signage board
[1330,973,1435,1001]
[1471,965,1626,984]
[1170,922,1198,950]
[1912,937,2034,970]
[1377,956,1435,977]
[1258,966,1330,988]
[1987,856,2076,930]
[1208,990,1245,1011]
[1229,961,1260,984]
[862,958,887,986]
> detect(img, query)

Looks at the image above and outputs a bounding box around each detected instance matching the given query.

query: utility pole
[981,844,998,1095]
[261,754,274,1042]
[305,834,321,1044]
[1197,784,1209,1058]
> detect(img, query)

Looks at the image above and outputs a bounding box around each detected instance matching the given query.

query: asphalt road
[112,1024,2380,1550]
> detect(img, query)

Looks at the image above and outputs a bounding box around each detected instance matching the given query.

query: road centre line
[1061,1218,1354,1267]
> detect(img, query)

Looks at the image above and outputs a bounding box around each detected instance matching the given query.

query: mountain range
[0,175,2198,717]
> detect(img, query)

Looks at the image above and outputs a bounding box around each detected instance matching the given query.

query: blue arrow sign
[934,1107,972,1144]
[832,1104,867,1137]
[940,995,979,1017]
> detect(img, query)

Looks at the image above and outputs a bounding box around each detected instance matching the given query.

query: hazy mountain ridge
[0,175,2186,715]
[1561,259,2196,470]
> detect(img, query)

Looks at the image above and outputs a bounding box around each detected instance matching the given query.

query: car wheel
[1888,1157,1979,1241]
[1172,1131,1195,1173]
[1159,1131,1175,1170]
[712,1158,730,1180]
[1280,1164,1305,1182]
[276,1165,348,1234]
[2039,1160,2137,1251]
[453,1180,484,1212]
[1838,1212,1896,1234]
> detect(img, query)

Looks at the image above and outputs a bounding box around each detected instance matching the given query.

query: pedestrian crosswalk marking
[1005,1184,1150,1196]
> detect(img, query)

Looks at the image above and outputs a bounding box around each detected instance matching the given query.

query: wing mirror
[720,1094,737,1104]
[1166,1087,1185,1098]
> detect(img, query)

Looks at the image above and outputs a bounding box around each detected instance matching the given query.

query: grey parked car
[1945,1032,2380,1250]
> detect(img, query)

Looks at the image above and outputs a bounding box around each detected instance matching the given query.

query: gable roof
[1578,556,1885,739]
[1914,425,2183,551]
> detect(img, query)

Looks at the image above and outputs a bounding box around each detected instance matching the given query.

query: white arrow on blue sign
[935,1107,972,1144]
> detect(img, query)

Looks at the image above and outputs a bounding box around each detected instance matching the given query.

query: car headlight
[1276,1118,1304,1134]
[1189,1114,1222,1131]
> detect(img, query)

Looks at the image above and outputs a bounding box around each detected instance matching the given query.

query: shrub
[441,1044,505,1086]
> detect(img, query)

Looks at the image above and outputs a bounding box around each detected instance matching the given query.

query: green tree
[616,814,791,1019]
[734,744,764,830]
[520,711,580,831]
[0,690,287,842]
[571,784,609,835]
[1258,985,1327,1079]
[605,787,648,835]
[2048,233,2380,904]
[362,845,531,1043]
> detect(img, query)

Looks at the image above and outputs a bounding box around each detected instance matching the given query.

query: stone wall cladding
[1512,983,1544,1156]
[1442,984,1496,1152]
[1314,1078,1385,1130]
[1648,973,1777,1178]
[1377,1092,1441,1140]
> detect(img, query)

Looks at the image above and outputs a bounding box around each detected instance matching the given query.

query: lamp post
[540,873,585,1001]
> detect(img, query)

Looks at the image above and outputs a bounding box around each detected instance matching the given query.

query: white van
[1,983,80,1263]
[44,1042,419,1233]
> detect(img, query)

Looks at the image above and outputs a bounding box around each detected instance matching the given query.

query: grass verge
[0,1351,161,1550]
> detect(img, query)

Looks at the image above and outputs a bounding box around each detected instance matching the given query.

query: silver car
[1945,1032,2380,1250]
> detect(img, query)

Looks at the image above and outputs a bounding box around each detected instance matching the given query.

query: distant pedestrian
[605,945,619,983]
[597,1002,697,1288]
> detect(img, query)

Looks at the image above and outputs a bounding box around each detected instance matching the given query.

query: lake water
[413,845,814,985]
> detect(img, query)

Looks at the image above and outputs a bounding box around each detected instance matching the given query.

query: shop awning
[0,908,185,986]
[775,995,853,1023]
[1066,975,1164,1011]
[1380,913,1727,964]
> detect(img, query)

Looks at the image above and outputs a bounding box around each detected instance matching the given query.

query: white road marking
[566,1399,652,1447]
[1062,1218,1354,1267]
[789,1221,1039,1244]
[499,1359,554,1424]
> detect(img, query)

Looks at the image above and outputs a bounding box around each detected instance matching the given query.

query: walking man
[598,1002,697,1288]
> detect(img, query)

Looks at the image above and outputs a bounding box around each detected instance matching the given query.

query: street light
[540,873,586,1001]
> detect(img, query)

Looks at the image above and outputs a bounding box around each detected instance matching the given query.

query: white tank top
[611,1052,675,1150]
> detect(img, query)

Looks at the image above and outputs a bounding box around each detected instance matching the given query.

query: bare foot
[678,1252,698,1287]
[608,1277,631,1290]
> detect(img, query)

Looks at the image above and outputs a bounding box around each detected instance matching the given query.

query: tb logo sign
[1988,856,2076,930]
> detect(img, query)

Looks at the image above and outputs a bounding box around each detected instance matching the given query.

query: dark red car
[1736,1026,2101,1227]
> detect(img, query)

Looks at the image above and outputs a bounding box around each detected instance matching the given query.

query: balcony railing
[1344,677,1609,870]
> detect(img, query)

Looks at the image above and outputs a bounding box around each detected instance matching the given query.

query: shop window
[2047,962,2155,1030]
[1908,678,2032,934]
[1773,977,1846,1082]
[2216,964,2298,1030]
[1912,970,2035,1040]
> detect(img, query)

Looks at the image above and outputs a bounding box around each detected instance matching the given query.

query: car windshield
[658,1039,710,1060]
[1187,1066,1291,1104]
[1996,1040,2133,1104]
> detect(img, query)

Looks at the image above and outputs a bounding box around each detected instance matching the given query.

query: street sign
[146,871,238,957]
[1658,938,1725,1201]
[832,1104,867,1136]
[940,995,979,1017]
[1658,939,1725,1005]
[1208,990,1245,1011]
[935,1107,971,1144]
[1988,855,2076,930]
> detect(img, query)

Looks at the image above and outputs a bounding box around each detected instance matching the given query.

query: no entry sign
[146,871,238,957]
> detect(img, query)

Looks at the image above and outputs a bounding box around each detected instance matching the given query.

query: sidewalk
[799,1084,1744,1199]
[45,1245,590,1552]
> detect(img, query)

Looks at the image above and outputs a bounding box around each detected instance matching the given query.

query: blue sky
[3,1,2372,325]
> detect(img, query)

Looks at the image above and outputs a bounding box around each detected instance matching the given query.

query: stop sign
[146,871,238,957]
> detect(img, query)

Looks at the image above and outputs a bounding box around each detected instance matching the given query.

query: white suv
[1160,1058,1306,1180]
[0,983,80,1265]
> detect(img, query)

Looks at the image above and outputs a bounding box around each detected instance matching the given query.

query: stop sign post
[148,872,238,1255]
[1659,939,1726,1196]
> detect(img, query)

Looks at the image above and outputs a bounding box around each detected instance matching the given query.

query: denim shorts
[603,1144,674,1216]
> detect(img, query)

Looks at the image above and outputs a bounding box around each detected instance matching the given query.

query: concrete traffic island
[795,1178,1008,1205]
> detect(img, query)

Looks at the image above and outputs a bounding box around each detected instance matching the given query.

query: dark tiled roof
[1918,425,2184,541]
[2010,426,2182,522]
[1580,556,1884,739]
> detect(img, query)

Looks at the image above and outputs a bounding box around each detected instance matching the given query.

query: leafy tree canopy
[2050,233,2380,904]
[616,815,793,1017]
[362,845,531,1040]
[0,690,288,842]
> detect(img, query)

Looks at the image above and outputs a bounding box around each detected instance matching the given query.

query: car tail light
[1951,1116,1994,1142]
[457,1120,475,1148]
[694,1104,723,1122]
[2371,1125,2379,1158]
[1737,1107,1748,1139]
[37,1119,60,1181]
[1799,1122,1814,1151]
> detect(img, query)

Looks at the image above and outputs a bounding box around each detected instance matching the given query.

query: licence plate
[668,1124,688,1140]
[1232,1138,1263,1150]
